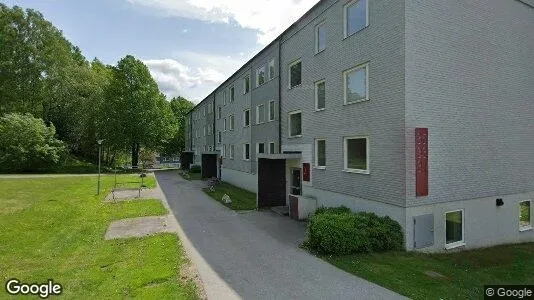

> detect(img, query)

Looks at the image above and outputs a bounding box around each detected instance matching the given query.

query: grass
[178,170,202,181]
[324,243,534,300]
[203,182,256,211]
[0,174,199,299]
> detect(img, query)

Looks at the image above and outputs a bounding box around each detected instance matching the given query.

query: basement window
[445,210,465,249]
[520,201,532,231]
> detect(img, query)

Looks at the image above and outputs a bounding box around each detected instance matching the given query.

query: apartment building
[185,0,534,252]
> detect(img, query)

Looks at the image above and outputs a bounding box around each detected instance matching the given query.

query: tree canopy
[0,4,191,170]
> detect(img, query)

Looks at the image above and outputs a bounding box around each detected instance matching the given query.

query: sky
[3,0,319,103]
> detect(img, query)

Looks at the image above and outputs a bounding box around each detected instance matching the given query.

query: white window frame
[344,63,369,105]
[230,86,235,102]
[256,104,265,124]
[203,126,206,137]
[229,145,234,159]
[315,21,326,53]
[243,143,250,161]
[288,110,302,138]
[217,131,221,144]
[288,59,302,89]
[268,58,275,81]
[343,136,370,174]
[223,118,227,132]
[519,200,532,231]
[229,115,235,131]
[315,79,326,111]
[256,65,266,87]
[244,75,250,94]
[256,142,265,154]
[243,109,250,127]
[223,90,227,105]
[223,144,227,157]
[314,138,326,169]
[343,0,369,39]
[444,209,465,249]
[269,142,275,154]
[268,100,276,122]
[217,106,221,120]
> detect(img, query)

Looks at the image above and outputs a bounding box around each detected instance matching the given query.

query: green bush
[189,164,201,173]
[315,206,351,216]
[306,209,404,255]
[0,113,66,172]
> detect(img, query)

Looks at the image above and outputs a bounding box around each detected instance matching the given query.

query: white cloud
[143,51,248,103]
[126,0,319,45]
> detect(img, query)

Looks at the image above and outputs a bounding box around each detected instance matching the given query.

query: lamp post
[97,139,104,195]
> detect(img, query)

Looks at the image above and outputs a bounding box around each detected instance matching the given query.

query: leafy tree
[0,113,66,172]
[161,96,195,156]
[103,55,177,167]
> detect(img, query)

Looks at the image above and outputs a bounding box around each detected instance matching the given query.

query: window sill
[343,24,369,40]
[314,49,325,56]
[288,84,302,90]
[288,135,302,139]
[243,125,250,128]
[268,119,275,123]
[343,169,370,175]
[243,159,250,161]
[444,241,466,250]
[314,166,326,170]
[344,98,370,105]
[520,226,533,232]
[315,108,325,112]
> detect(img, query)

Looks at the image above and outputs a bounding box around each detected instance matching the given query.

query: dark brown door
[201,154,217,178]
[258,159,286,208]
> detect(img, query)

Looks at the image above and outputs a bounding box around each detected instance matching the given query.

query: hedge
[306,208,404,255]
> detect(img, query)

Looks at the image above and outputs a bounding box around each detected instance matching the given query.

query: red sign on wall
[415,128,428,197]
[302,163,310,182]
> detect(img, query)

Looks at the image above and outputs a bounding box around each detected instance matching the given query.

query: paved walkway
[155,170,405,300]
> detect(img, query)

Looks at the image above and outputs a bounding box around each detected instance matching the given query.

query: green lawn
[179,170,202,181]
[0,175,199,299]
[325,243,534,300]
[203,182,256,211]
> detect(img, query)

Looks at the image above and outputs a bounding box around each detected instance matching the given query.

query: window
[315,80,326,110]
[208,103,212,113]
[257,143,265,154]
[269,142,276,154]
[520,201,532,231]
[217,106,221,119]
[230,86,235,102]
[230,145,235,159]
[289,60,302,88]
[344,137,369,173]
[256,65,266,87]
[207,124,212,135]
[203,145,206,152]
[344,0,368,38]
[256,104,265,124]
[243,109,250,127]
[288,111,302,137]
[203,126,206,136]
[203,106,206,116]
[315,139,326,168]
[445,210,464,248]
[268,100,276,121]
[217,131,221,143]
[223,90,227,105]
[223,118,227,131]
[229,115,235,131]
[223,144,227,157]
[244,75,250,94]
[315,21,326,53]
[268,58,275,80]
[243,144,250,160]
[344,64,368,104]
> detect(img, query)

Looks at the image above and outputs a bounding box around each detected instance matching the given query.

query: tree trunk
[131,142,139,167]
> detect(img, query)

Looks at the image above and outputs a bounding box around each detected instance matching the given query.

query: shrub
[0,113,66,172]
[314,206,351,216]
[189,164,201,173]
[306,209,404,255]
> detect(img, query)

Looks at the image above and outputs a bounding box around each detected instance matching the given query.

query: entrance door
[290,168,302,196]
[258,159,286,208]
[201,154,217,179]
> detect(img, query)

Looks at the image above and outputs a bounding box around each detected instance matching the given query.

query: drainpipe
[277,39,282,154]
